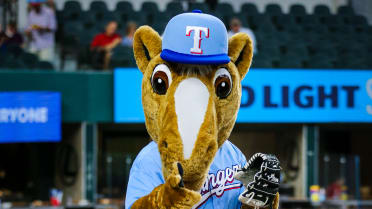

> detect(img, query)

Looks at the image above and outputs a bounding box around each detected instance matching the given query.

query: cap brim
[160,49,230,65]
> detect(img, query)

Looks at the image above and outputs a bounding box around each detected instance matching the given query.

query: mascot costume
[125,10,281,209]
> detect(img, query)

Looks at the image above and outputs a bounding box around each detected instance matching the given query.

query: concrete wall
[55,123,86,204]
[0,70,114,123]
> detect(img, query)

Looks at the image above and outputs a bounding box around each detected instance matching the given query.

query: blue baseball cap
[161,10,230,65]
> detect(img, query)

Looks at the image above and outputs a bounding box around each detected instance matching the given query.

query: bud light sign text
[114,69,372,123]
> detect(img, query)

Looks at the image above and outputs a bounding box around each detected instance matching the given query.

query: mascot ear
[228,33,253,80]
[133,26,162,73]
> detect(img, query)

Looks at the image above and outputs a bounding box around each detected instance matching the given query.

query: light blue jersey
[125,140,247,209]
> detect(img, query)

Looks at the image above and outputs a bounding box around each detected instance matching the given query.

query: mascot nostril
[126,10,281,209]
[174,78,209,159]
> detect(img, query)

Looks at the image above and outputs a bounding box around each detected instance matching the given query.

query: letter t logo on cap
[186,26,210,54]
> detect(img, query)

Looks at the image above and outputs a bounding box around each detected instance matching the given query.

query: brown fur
[131,25,277,209]
[131,163,201,209]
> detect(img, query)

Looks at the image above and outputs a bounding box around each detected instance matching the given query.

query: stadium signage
[0,92,61,143]
[114,69,372,123]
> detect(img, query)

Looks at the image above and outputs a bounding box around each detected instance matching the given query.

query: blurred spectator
[25,1,57,62]
[45,0,56,11]
[91,21,122,70]
[0,21,24,49]
[122,22,137,47]
[228,18,257,53]
[326,178,345,200]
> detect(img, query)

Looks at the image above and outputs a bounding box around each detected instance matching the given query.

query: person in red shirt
[91,21,122,69]
[326,178,345,200]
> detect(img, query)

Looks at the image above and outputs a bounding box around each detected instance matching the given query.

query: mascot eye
[213,68,232,99]
[151,64,172,95]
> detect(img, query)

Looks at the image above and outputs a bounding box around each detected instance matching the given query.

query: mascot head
[133,10,253,191]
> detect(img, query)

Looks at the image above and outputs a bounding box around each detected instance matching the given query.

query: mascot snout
[158,76,218,190]
[174,78,210,159]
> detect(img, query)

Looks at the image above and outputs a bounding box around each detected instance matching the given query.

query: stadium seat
[257,23,277,33]
[286,46,309,59]
[335,25,355,35]
[351,15,368,26]
[275,15,296,29]
[215,3,234,16]
[152,22,168,33]
[78,30,96,46]
[289,4,307,16]
[20,52,39,69]
[63,1,82,12]
[89,1,108,12]
[115,11,146,26]
[335,57,366,69]
[273,31,291,43]
[115,1,134,14]
[250,15,272,29]
[63,21,82,37]
[37,61,55,70]
[259,46,281,58]
[94,10,114,22]
[303,24,329,34]
[355,32,371,43]
[81,16,97,30]
[129,12,146,25]
[6,43,23,57]
[251,55,273,68]
[241,3,259,15]
[314,5,331,16]
[235,13,250,28]
[166,2,184,16]
[265,4,283,15]
[279,57,304,68]
[152,13,171,33]
[297,15,320,26]
[62,1,82,22]
[77,45,92,69]
[308,57,334,69]
[188,2,210,13]
[2,58,27,70]
[366,57,372,69]
[285,24,303,35]
[141,1,160,14]
[323,16,343,27]
[111,46,137,68]
[141,2,161,25]
[337,6,354,16]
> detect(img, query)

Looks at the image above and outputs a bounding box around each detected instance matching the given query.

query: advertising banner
[0,91,61,143]
[114,69,372,123]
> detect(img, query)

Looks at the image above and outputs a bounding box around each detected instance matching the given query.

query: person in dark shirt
[0,21,24,51]
[90,21,122,70]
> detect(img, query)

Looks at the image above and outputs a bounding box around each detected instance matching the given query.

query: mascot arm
[130,163,201,209]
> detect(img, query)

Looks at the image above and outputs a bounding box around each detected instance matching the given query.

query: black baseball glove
[234,153,281,209]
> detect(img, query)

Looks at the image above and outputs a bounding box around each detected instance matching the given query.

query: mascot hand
[234,153,281,209]
[131,163,201,209]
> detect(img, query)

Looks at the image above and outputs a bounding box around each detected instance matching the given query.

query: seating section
[3,1,371,70]
[53,1,372,70]
[0,44,54,70]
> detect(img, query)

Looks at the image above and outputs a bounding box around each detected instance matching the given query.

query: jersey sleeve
[228,142,248,208]
[125,143,164,209]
